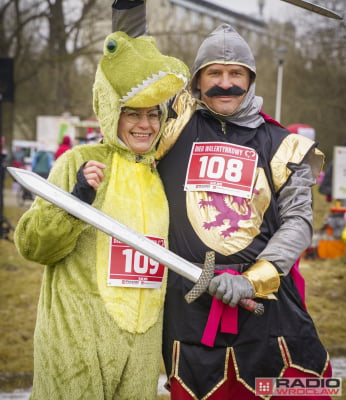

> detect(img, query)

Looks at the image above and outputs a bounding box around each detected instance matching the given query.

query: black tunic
[157,110,328,398]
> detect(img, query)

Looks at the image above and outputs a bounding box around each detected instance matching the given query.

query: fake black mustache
[204,85,247,97]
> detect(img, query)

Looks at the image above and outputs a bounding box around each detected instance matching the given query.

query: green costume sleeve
[14,200,85,265]
[14,152,86,265]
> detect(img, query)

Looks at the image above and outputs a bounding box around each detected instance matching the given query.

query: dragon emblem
[187,169,270,256]
[199,191,259,238]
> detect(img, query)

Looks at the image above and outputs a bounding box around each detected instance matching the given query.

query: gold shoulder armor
[270,134,325,193]
[156,90,197,160]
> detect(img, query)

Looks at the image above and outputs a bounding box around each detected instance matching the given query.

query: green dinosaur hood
[93,31,190,158]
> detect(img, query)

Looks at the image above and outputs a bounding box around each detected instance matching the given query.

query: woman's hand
[83,160,106,190]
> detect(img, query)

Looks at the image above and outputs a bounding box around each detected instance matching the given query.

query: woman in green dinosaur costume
[14,31,189,400]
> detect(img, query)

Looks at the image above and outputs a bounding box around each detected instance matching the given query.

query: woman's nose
[136,114,151,126]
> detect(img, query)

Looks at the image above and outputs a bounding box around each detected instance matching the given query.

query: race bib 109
[107,236,166,289]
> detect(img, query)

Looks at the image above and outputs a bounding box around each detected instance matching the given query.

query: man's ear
[249,70,256,85]
[196,72,201,90]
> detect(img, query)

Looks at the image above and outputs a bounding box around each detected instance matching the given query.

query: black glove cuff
[112,0,143,10]
[71,163,96,205]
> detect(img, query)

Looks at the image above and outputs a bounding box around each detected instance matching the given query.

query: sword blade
[8,167,264,315]
[7,167,202,283]
[281,0,343,19]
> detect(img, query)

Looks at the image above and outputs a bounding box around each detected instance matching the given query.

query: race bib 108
[184,142,258,198]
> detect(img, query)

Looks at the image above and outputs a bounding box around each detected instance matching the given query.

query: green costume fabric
[14,32,189,400]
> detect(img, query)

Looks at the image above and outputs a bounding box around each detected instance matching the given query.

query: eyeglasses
[121,108,162,125]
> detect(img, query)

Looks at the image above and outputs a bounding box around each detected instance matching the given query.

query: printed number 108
[199,156,243,182]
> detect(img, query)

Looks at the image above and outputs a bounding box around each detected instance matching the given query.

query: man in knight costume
[112,2,333,399]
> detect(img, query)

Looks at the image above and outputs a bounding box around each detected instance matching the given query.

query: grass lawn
[1,178,345,399]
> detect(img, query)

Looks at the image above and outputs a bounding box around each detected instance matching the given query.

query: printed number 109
[123,248,160,275]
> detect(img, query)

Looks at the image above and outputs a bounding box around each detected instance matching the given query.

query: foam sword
[8,167,264,316]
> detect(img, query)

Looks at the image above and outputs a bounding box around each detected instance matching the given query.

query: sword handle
[185,251,265,316]
[239,298,264,316]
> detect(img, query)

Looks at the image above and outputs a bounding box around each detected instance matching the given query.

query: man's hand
[83,160,106,190]
[208,274,255,307]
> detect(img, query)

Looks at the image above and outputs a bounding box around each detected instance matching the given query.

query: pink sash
[201,269,240,347]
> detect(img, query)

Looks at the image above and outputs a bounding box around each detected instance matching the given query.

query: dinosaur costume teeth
[122,72,189,106]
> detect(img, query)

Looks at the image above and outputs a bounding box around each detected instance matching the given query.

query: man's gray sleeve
[112,1,147,36]
[257,161,315,275]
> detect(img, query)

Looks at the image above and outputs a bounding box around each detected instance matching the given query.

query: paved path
[1,359,346,399]
[0,374,170,399]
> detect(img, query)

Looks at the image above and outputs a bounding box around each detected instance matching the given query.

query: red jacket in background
[55,136,72,160]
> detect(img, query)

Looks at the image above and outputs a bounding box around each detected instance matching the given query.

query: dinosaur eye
[106,39,117,53]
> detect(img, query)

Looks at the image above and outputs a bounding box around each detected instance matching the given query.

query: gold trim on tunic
[278,336,330,377]
[167,338,330,399]
[167,341,231,400]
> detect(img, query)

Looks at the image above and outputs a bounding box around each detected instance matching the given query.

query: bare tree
[1,0,110,144]
[280,1,346,161]
[1,0,345,162]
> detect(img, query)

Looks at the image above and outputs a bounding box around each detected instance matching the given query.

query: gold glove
[243,259,280,300]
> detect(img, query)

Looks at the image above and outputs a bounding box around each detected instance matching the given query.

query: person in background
[55,135,72,160]
[11,147,26,168]
[31,144,53,179]
[319,161,333,202]
[112,2,333,400]
[319,141,346,205]
[14,30,189,399]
